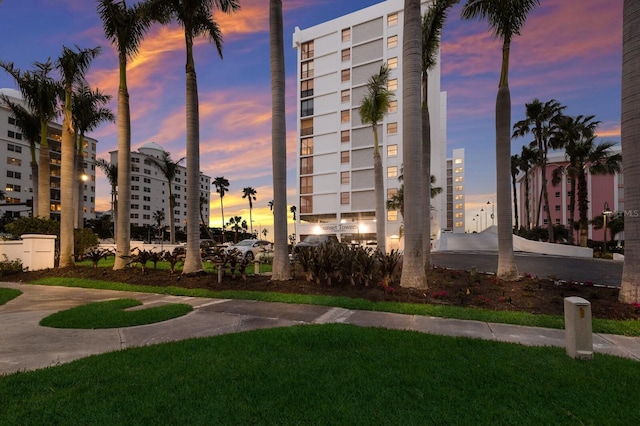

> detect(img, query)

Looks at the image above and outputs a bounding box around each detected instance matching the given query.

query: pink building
[518,146,623,243]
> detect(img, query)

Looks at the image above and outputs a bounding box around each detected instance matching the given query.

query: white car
[226,239,272,261]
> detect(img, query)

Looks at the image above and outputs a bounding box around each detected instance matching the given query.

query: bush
[74,229,99,261]
[0,254,25,276]
[4,217,59,239]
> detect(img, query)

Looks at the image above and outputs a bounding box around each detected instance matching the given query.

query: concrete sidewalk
[1,283,639,375]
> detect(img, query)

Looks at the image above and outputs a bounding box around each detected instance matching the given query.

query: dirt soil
[3,264,639,321]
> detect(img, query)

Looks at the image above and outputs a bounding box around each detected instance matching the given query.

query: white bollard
[564,297,593,360]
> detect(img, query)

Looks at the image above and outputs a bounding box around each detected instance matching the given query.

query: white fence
[0,234,57,271]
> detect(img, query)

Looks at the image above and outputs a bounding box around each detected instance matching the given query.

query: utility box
[564,297,593,360]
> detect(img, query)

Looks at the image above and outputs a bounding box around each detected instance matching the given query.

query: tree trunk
[568,176,577,245]
[400,0,427,289]
[619,0,640,303]
[373,127,386,253]
[59,91,75,268]
[541,162,554,242]
[577,171,589,247]
[182,33,204,275]
[113,55,131,270]
[524,174,531,230]
[168,189,176,244]
[421,74,431,271]
[512,171,519,230]
[37,120,50,219]
[270,0,290,280]
[30,160,38,217]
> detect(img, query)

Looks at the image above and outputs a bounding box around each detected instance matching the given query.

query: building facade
[518,146,623,242]
[109,142,211,230]
[292,0,447,251]
[446,148,465,233]
[0,88,98,222]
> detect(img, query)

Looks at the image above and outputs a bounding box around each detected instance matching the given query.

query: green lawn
[30,276,640,336]
[0,287,22,306]
[1,324,638,424]
[39,298,193,329]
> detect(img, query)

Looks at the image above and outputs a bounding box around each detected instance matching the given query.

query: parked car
[294,235,339,252]
[226,239,272,261]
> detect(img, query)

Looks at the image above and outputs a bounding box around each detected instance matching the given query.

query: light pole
[487,200,494,227]
[603,202,612,255]
[480,208,484,231]
[475,214,479,232]
[473,217,477,232]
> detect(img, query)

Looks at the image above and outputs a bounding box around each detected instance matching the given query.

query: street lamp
[487,200,494,227]
[603,202,612,255]
[473,217,477,232]
[480,208,484,231]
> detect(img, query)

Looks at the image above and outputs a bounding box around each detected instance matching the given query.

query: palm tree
[98,0,159,270]
[57,45,102,268]
[289,205,297,241]
[157,0,240,275]
[213,176,230,243]
[72,82,114,229]
[512,98,566,242]
[242,187,257,235]
[227,215,243,243]
[95,159,118,240]
[517,144,537,231]
[199,195,215,241]
[1,95,40,216]
[510,154,520,231]
[148,151,185,244]
[153,209,165,240]
[270,0,290,280]
[1,60,59,219]
[359,64,393,254]
[461,0,539,280]
[400,0,426,288]
[619,0,639,304]
[421,0,458,270]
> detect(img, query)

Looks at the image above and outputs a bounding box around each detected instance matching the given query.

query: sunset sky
[0,0,622,234]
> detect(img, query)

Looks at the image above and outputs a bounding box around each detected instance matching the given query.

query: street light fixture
[480,208,484,231]
[487,200,494,227]
[603,202,612,255]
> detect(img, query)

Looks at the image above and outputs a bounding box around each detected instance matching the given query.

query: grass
[0,287,22,306]
[0,324,639,424]
[75,256,273,274]
[39,298,193,329]
[30,276,640,336]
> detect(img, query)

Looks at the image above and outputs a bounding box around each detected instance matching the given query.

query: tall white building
[292,0,447,251]
[0,88,98,221]
[109,142,211,230]
[446,148,465,233]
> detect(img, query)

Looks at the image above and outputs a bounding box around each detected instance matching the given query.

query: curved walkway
[1,283,639,375]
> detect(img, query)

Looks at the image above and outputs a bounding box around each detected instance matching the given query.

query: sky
[0,0,622,235]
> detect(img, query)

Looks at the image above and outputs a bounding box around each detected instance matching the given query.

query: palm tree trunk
[30,160,39,217]
[400,0,427,289]
[373,127,386,254]
[568,177,577,245]
[75,134,84,229]
[421,74,431,271]
[512,171,519,230]
[182,32,204,275]
[168,190,176,245]
[270,0,290,280]
[577,171,589,247]
[114,56,131,270]
[220,197,225,244]
[37,121,50,219]
[524,174,531,230]
[620,0,640,303]
[59,94,75,268]
[541,161,554,242]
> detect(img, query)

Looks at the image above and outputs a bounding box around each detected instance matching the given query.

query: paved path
[1,283,639,375]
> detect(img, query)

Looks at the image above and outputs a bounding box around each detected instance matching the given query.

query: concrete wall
[0,234,57,271]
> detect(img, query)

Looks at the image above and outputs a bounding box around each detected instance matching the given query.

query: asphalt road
[431,252,623,287]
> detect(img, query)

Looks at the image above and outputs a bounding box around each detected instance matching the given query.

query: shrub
[0,254,25,276]
[5,217,59,239]
[74,229,99,261]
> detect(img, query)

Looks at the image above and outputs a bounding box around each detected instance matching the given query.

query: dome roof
[138,141,166,154]
[0,88,22,99]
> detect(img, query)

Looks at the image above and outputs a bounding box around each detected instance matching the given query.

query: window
[300,176,313,194]
[132,176,140,182]
[387,12,398,26]
[455,167,463,173]
[387,144,398,157]
[455,194,463,200]
[388,57,398,69]
[131,204,139,210]
[300,195,313,213]
[6,170,21,179]
[455,203,463,209]
[387,166,398,178]
[341,151,350,164]
[301,41,314,60]
[132,166,140,172]
[455,212,463,218]
[341,130,350,143]
[301,157,313,175]
[340,192,350,205]
[388,100,397,113]
[7,157,21,166]
[131,213,139,219]
[143,214,151,220]
[567,191,573,197]
[301,80,314,98]
[143,196,151,202]
[387,79,398,91]
[555,191,560,198]
[131,185,139,191]
[341,171,350,184]
[131,194,139,200]
[301,137,313,156]
[455,221,464,228]
[556,219,561,224]
[455,185,463,191]
[555,205,561,211]
[341,89,350,103]
[342,28,351,42]
[144,169,151,175]
[455,158,463,164]
[387,122,398,134]
[341,110,350,123]
[543,219,548,225]
[341,69,350,82]
[301,118,313,136]
[132,157,140,163]
[7,144,22,153]
[301,60,314,79]
[8,117,15,125]
[144,187,151,193]
[387,35,398,48]
[143,205,150,211]
[455,176,463,182]
[5,184,21,192]
[387,210,398,222]
[144,159,153,165]
[301,99,314,117]
[144,178,151,183]
[341,48,351,62]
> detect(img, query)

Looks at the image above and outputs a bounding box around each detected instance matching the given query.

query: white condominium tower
[292,0,447,251]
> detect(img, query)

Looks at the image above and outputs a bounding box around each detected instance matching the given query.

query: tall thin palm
[619,0,639,303]
[159,0,240,274]
[199,195,215,240]
[95,158,118,240]
[461,0,539,280]
[517,144,537,231]
[1,96,40,215]
[270,0,290,279]
[512,98,565,242]
[359,65,392,254]
[421,0,458,270]
[98,0,159,270]
[289,205,297,241]
[148,151,185,244]
[72,83,114,229]
[400,0,426,288]
[510,154,520,230]
[242,187,257,235]
[213,176,230,243]
[1,60,59,218]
